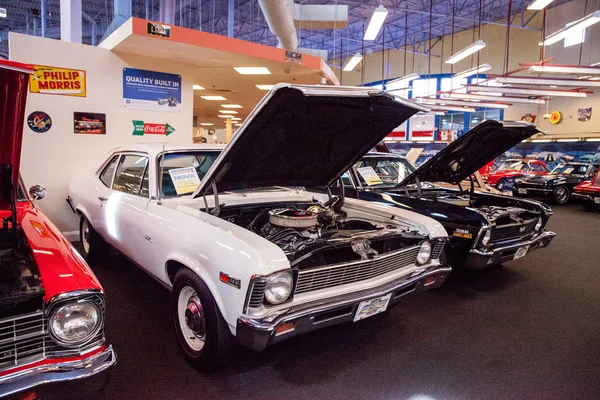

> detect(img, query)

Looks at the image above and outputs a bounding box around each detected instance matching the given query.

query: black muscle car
[512,162,597,204]
[334,120,556,269]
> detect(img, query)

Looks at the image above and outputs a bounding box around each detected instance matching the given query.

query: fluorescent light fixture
[343,53,363,72]
[445,40,486,64]
[585,138,600,141]
[590,77,600,81]
[219,110,238,114]
[218,115,233,118]
[430,105,477,112]
[221,104,242,108]
[449,93,546,104]
[0,8,7,18]
[201,95,227,100]
[231,117,242,120]
[200,123,214,126]
[234,67,271,75]
[453,64,492,79]
[529,65,600,76]
[193,85,205,90]
[527,0,553,10]
[386,73,420,90]
[473,86,587,98]
[495,76,600,87]
[579,75,593,79]
[364,5,388,40]
[234,123,242,126]
[418,98,508,109]
[556,139,578,142]
[539,11,600,45]
[532,139,552,142]
[256,84,275,90]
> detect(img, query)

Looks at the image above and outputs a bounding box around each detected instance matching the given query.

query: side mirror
[29,185,47,200]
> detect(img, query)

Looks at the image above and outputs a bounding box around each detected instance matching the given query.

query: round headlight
[416,241,432,265]
[264,272,293,305]
[481,230,492,246]
[535,217,543,231]
[49,301,101,345]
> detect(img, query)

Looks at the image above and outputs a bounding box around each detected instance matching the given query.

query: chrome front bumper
[0,346,116,398]
[466,230,556,269]
[573,193,598,202]
[235,266,451,352]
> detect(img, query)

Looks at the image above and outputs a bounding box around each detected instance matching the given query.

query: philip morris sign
[132,120,175,136]
[29,65,86,97]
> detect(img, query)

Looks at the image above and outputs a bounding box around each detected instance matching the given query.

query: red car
[484,159,549,190]
[573,169,600,210]
[0,60,115,397]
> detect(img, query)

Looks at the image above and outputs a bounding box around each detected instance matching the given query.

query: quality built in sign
[132,120,175,136]
[123,68,181,112]
[29,65,86,97]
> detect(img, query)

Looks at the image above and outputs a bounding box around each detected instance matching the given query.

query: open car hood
[398,120,542,186]
[0,60,33,207]
[193,84,425,197]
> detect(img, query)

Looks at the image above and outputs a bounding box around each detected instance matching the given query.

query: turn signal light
[424,276,437,286]
[275,322,295,336]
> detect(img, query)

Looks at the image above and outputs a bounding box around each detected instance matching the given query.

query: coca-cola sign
[132,120,175,136]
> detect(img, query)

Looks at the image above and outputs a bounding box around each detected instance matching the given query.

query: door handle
[98,196,108,202]
[144,234,153,243]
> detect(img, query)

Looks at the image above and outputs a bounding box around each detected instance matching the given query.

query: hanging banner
[29,65,86,97]
[132,120,175,136]
[123,68,181,112]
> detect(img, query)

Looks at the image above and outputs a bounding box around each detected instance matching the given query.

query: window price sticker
[357,166,383,185]
[168,167,201,195]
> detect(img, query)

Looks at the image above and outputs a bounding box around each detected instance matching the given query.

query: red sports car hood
[0,60,33,208]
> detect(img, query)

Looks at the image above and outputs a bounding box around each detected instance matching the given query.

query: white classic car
[67,84,451,367]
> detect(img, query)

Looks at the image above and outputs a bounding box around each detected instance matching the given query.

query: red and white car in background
[573,169,600,211]
[483,159,549,191]
[0,60,115,398]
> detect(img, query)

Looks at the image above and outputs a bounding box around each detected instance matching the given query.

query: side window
[113,155,148,195]
[341,171,353,187]
[99,155,120,187]
[521,163,531,172]
[531,163,543,172]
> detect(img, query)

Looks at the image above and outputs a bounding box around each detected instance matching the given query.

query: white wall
[10,33,195,239]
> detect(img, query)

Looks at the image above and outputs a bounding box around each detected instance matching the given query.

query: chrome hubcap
[82,219,90,253]
[556,188,568,202]
[178,286,206,351]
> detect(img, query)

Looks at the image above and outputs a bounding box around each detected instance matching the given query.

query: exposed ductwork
[258,0,347,52]
[258,0,298,51]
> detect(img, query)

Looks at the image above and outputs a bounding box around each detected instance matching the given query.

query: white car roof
[108,143,226,158]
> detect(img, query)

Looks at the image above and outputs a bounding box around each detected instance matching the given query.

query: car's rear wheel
[553,185,570,205]
[79,216,110,262]
[172,269,235,368]
[495,178,506,191]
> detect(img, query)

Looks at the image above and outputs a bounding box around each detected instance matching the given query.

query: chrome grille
[432,241,445,259]
[0,311,46,370]
[295,246,420,295]
[491,219,537,243]
[247,281,267,309]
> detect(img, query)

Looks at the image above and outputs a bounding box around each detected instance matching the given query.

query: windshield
[498,161,525,171]
[551,163,589,175]
[159,151,221,197]
[353,157,416,186]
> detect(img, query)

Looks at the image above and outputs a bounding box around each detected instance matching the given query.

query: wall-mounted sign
[27,111,52,133]
[285,51,302,64]
[521,114,536,123]
[74,112,106,134]
[147,21,171,39]
[132,120,175,136]
[550,111,562,124]
[578,107,592,122]
[29,65,86,97]
[123,68,181,112]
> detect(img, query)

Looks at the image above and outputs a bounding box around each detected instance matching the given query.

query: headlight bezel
[416,241,433,265]
[481,229,492,247]
[263,271,294,305]
[535,217,543,231]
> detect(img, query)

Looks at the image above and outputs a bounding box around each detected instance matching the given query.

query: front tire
[79,216,110,262]
[171,269,235,368]
[495,178,506,191]
[553,185,570,205]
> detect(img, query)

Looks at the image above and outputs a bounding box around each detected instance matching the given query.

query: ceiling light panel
[446,40,486,64]
[343,53,363,72]
[234,67,271,75]
[221,104,242,108]
[473,86,587,97]
[256,85,275,90]
[200,123,214,126]
[495,76,600,87]
[529,65,600,75]
[201,96,227,100]
[193,85,205,90]
[527,0,554,10]
[539,11,600,45]
[364,5,388,40]
[219,110,238,114]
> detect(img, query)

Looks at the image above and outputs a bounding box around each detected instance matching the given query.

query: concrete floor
[45,204,600,400]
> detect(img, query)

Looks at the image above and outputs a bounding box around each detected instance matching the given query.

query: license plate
[513,245,530,260]
[353,293,392,322]
[518,188,527,194]
[595,198,600,204]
